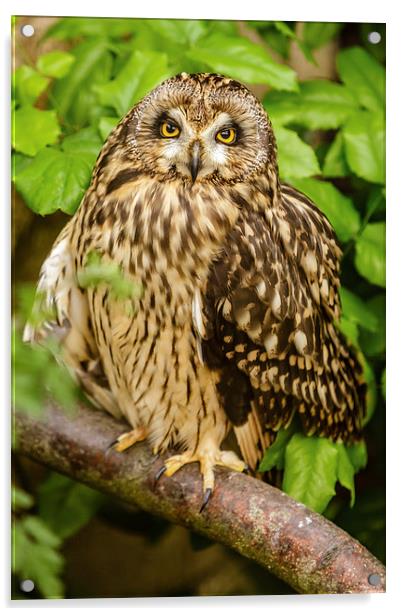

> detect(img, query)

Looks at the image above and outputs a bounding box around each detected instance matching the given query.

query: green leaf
[336,443,356,506]
[337,317,359,347]
[98,116,120,140]
[302,22,342,49]
[52,38,113,127]
[23,515,62,548]
[273,21,296,39]
[346,441,368,472]
[12,152,32,182]
[264,81,357,129]
[337,46,385,112]
[381,368,386,400]
[258,425,295,472]
[13,65,50,105]
[13,324,79,417]
[12,486,34,511]
[206,20,238,36]
[77,251,143,302]
[145,19,207,46]
[366,186,386,218]
[354,222,385,287]
[186,34,298,91]
[359,294,386,357]
[258,27,291,59]
[45,16,141,39]
[12,106,61,156]
[61,126,103,158]
[13,519,65,598]
[46,362,80,412]
[323,132,348,177]
[339,287,378,332]
[362,359,377,425]
[126,20,209,69]
[14,146,94,215]
[38,473,104,540]
[342,111,385,184]
[275,126,320,179]
[295,40,317,66]
[37,50,75,78]
[12,522,28,573]
[289,178,361,243]
[14,128,102,217]
[95,50,170,117]
[283,434,338,513]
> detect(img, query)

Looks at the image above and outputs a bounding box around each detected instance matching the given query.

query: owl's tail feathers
[234,403,272,471]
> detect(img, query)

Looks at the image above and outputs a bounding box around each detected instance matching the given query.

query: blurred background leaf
[186,34,298,91]
[38,473,106,540]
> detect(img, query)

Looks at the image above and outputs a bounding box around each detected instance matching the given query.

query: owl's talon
[108,427,147,454]
[155,465,167,483]
[199,488,213,513]
[157,448,246,509]
[105,438,120,454]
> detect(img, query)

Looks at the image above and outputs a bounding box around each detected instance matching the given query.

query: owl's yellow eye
[160,121,180,138]
[216,127,237,145]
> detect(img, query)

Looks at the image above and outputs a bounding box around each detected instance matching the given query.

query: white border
[2,1,401,613]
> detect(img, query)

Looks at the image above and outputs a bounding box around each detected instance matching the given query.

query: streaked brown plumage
[25,73,366,503]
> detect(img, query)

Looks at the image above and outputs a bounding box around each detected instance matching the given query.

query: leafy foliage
[12,480,105,598]
[12,285,80,420]
[77,250,143,305]
[12,485,65,598]
[38,472,105,540]
[354,223,386,288]
[13,325,79,419]
[261,431,368,512]
[336,47,385,112]
[13,514,65,598]
[186,34,298,91]
[265,81,358,130]
[12,17,385,577]
[12,107,61,156]
[95,50,170,116]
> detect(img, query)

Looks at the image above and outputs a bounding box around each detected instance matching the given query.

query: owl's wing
[23,221,120,417]
[197,183,366,469]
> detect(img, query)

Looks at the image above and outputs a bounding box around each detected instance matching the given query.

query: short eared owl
[25,73,366,507]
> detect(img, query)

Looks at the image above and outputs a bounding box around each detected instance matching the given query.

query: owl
[25,73,366,510]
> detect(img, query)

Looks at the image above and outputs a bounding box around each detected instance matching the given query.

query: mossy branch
[14,402,385,594]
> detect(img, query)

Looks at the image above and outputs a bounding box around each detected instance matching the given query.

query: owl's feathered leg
[108,426,147,453]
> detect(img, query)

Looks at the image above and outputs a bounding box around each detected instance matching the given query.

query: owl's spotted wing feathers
[201,183,365,469]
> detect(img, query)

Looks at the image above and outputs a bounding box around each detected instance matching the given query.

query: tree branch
[14,403,385,594]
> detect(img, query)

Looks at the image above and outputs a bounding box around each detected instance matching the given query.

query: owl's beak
[189,141,201,183]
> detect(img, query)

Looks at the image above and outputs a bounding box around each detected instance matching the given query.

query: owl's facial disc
[156,108,255,183]
[130,75,272,184]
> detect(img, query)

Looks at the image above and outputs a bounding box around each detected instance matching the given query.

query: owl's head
[119,73,277,185]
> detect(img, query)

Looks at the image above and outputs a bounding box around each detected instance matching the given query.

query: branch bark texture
[14,403,385,594]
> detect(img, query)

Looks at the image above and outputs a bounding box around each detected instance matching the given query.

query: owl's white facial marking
[158,109,240,181]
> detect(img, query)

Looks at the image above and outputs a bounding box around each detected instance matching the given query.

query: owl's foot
[155,448,247,511]
[108,426,147,453]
